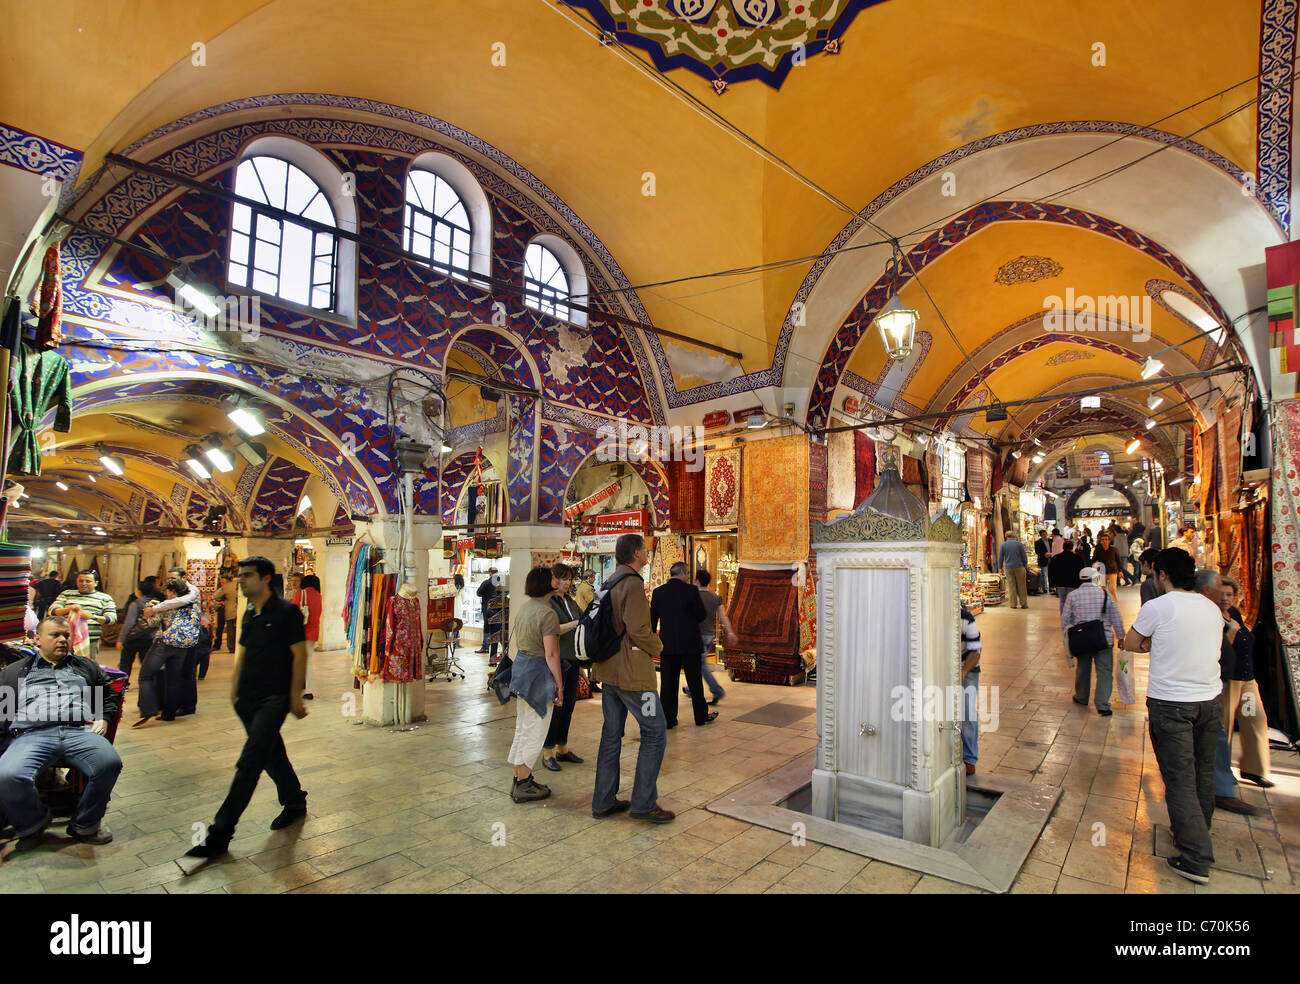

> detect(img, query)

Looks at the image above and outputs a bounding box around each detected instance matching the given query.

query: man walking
[186,557,309,857]
[591,534,673,824]
[1138,548,1160,604]
[1113,526,1131,586]
[50,572,117,661]
[0,616,123,849]
[651,562,717,729]
[1048,540,1086,613]
[684,569,734,706]
[999,534,1029,609]
[1061,565,1125,715]
[1092,533,1122,601]
[214,574,239,654]
[1124,548,1227,884]
[1034,529,1051,594]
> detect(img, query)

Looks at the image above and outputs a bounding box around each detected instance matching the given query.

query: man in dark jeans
[651,562,716,728]
[185,556,309,858]
[1124,548,1227,884]
[476,567,500,662]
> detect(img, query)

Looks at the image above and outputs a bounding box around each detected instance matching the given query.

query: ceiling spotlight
[1141,357,1163,380]
[1081,396,1101,410]
[184,445,212,480]
[1032,454,1044,463]
[984,406,1008,422]
[1147,394,1163,411]
[166,263,220,318]
[1168,476,1184,486]
[55,481,68,491]
[96,444,124,476]
[234,439,268,467]
[223,396,266,436]
[1011,450,1022,459]
[87,474,96,483]
[201,435,234,473]
[440,443,452,454]
[479,386,502,404]
[1126,438,1141,454]
[1145,418,1156,430]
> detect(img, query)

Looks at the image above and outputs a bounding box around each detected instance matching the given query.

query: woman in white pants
[506,567,565,803]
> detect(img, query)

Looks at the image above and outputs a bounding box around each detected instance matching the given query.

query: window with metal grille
[404,169,472,280]
[228,155,338,310]
[523,242,571,322]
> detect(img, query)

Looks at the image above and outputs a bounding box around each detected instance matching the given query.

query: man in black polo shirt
[186,556,308,858]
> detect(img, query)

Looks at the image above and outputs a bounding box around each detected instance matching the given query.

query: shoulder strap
[1101,589,1108,615]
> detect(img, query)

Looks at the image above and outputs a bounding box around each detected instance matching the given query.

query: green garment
[51,589,118,643]
[7,343,71,477]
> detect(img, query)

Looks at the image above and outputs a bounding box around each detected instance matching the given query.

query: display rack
[959,568,984,616]
[977,572,1005,607]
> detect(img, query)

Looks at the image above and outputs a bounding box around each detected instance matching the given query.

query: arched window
[524,242,571,321]
[228,155,339,310]
[405,170,472,279]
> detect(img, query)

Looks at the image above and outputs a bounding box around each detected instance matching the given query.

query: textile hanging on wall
[740,434,810,565]
[1216,512,1246,613]
[32,244,63,351]
[1271,401,1300,646]
[7,345,71,477]
[703,446,741,527]
[1198,424,1218,517]
[808,439,828,528]
[1244,495,1269,628]
[530,550,563,571]
[925,446,942,502]
[900,453,923,487]
[797,560,817,654]
[648,534,682,595]
[728,566,799,654]
[966,450,991,504]
[667,458,705,531]
[853,430,876,507]
[1218,405,1243,505]
[826,428,856,512]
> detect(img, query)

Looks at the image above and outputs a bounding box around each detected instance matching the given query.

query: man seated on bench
[0,616,124,850]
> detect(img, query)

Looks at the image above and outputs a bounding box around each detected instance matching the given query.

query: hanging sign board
[325,536,353,546]
[577,534,623,554]
[593,509,648,534]
[1080,453,1102,479]
[843,396,860,415]
[733,406,763,424]
[564,481,622,520]
[702,410,730,430]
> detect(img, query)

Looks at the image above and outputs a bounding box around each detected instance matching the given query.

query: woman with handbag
[540,563,583,773]
[288,573,322,700]
[1060,564,1127,715]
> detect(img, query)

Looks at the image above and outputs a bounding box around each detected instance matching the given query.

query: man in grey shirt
[684,570,735,705]
[999,535,1030,609]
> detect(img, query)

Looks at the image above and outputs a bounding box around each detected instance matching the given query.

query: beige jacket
[575,580,595,612]
[215,580,240,618]
[591,564,661,692]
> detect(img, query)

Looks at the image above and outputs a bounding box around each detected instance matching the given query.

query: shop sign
[702,410,730,430]
[733,405,763,424]
[577,534,622,554]
[564,481,622,520]
[1073,506,1133,518]
[325,536,353,546]
[1080,453,1102,479]
[843,396,860,415]
[593,509,648,534]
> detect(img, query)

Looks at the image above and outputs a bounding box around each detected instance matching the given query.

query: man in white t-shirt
[1123,548,1224,885]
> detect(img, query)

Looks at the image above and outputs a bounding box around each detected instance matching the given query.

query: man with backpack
[589,534,673,824]
[475,567,500,663]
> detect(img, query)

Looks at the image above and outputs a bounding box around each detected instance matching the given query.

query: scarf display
[1270,402,1300,647]
[853,430,876,507]
[32,243,63,351]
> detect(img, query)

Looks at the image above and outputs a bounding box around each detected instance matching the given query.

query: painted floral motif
[994,255,1063,285]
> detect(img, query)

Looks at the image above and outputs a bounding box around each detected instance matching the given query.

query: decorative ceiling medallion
[564,1,887,89]
[994,255,1063,285]
[1044,349,1096,366]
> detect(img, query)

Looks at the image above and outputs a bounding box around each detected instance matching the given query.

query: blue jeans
[1213,718,1239,798]
[684,641,726,701]
[960,669,979,765]
[0,726,123,835]
[592,686,667,815]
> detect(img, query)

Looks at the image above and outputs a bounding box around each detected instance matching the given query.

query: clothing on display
[31,243,64,351]
[7,343,71,477]
[382,590,422,683]
[0,543,32,641]
[854,430,876,507]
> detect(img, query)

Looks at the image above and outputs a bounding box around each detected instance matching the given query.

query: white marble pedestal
[362,678,427,726]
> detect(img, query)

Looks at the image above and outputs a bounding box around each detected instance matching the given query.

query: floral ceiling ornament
[994,255,1064,286]
[566,0,885,89]
[1044,349,1096,366]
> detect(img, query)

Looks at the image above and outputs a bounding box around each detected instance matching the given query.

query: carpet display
[827,428,856,512]
[808,439,828,527]
[1272,401,1300,646]
[667,457,705,531]
[703,446,741,527]
[728,566,799,654]
[740,434,809,564]
[854,430,876,506]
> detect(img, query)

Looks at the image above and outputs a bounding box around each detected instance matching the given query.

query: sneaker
[1166,856,1209,884]
[66,823,113,845]
[269,806,307,831]
[511,776,551,803]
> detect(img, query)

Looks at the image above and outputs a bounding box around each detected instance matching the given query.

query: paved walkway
[1,584,1296,893]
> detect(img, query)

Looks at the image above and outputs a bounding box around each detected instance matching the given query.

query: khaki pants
[1006,567,1028,608]
[1105,573,1119,602]
[1221,679,1270,777]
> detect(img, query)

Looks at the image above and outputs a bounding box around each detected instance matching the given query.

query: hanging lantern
[875,293,918,360]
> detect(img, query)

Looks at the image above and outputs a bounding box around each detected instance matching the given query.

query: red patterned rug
[728,566,799,654]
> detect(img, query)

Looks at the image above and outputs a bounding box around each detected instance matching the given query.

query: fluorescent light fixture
[234,439,267,467]
[183,445,212,479]
[1126,439,1141,454]
[55,481,68,491]
[1081,396,1100,410]
[222,396,265,436]
[87,474,96,483]
[296,495,312,517]
[1011,450,1022,459]
[202,436,234,473]
[630,440,648,457]
[440,443,452,454]
[166,263,220,318]
[1032,454,1044,463]
[30,547,42,558]
[96,445,124,475]
[1168,476,1184,486]
[1032,438,1043,448]
[1145,418,1157,430]
[1147,394,1163,410]
[1141,357,1163,379]
[294,538,312,546]
[747,413,766,429]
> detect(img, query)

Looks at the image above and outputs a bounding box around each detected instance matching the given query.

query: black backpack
[574,572,641,665]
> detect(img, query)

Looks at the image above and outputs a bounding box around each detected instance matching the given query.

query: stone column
[499,524,570,657]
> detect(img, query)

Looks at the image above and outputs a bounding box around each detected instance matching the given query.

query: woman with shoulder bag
[540,563,584,773]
